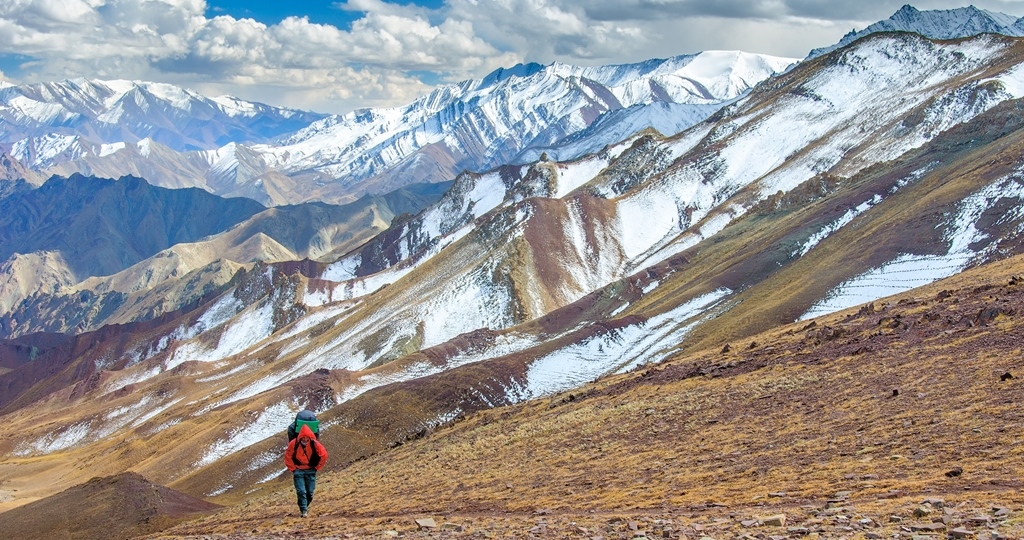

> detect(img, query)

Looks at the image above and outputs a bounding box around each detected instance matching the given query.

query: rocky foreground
[148,495,1022,539]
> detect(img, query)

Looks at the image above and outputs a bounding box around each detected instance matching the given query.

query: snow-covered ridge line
[251,50,798,187]
[808,4,1024,59]
[0,78,326,153]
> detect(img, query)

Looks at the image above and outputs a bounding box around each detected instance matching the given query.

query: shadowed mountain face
[0,178,450,338]
[0,472,219,540]
[0,174,266,279]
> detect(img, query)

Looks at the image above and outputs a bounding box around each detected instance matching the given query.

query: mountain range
[0,51,797,206]
[3,4,1024,539]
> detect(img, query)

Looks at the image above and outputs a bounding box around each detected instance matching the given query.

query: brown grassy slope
[151,253,1024,539]
[0,472,219,540]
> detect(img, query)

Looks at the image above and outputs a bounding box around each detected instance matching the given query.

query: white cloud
[0,0,1022,113]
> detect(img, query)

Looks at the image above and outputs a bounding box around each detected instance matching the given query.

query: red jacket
[284,424,328,472]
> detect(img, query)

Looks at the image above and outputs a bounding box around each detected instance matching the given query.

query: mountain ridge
[808,3,1024,58]
[0,51,797,206]
[0,78,326,152]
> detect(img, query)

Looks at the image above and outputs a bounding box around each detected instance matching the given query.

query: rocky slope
[27,252,1024,540]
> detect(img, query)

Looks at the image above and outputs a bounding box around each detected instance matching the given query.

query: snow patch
[137,138,152,157]
[98,141,125,157]
[521,288,733,399]
[195,402,296,467]
[14,421,91,456]
[801,175,1024,320]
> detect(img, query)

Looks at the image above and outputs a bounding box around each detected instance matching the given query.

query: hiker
[284,423,328,517]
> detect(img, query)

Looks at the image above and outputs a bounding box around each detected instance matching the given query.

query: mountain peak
[807,4,1024,59]
[891,3,925,20]
[479,62,546,87]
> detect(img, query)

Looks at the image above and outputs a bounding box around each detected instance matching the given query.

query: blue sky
[1,1,1023,114]
[204,1,447,29]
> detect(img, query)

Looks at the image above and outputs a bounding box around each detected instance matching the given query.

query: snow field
[555,157,611,198]
[800,174,1024,320]
[521,289,733,399]
[615,181,692,260]
[195,401,296,468]
[984,62,1024,97]
[166,300,275,370]
[419,266,516,348]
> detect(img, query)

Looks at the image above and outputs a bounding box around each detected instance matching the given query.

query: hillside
[147,253,1024,538]
[0,472,219,540]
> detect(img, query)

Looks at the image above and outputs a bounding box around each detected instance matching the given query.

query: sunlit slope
[156,252,1024,539]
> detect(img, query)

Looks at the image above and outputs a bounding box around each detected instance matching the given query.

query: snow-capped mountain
[253,51,798,201]
[0,79,326,152]
[808,4,1024,58]
[0,52,796,206]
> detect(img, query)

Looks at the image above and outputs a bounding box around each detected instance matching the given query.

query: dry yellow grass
[148,255,1024,539]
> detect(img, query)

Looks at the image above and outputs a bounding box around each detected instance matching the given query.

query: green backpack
[295,418,319,435]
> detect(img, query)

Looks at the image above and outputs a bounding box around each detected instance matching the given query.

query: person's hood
[297,424,316,441]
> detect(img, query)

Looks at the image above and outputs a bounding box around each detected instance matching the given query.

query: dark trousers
[293,469,317,512]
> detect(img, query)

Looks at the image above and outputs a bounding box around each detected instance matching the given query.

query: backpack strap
[308,443,321,469]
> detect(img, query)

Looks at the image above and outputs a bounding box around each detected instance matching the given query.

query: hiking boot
[300,510,308,518]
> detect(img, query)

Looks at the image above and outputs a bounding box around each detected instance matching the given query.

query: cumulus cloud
[0,0,1021,113]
